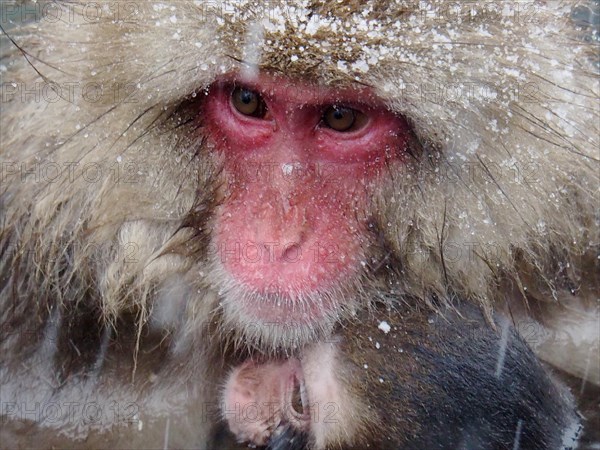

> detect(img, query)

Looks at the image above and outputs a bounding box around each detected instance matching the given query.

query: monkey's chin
[209,259,355,346]
[216,279,344,348]
[221,296,339,350]
[236,290,336,325]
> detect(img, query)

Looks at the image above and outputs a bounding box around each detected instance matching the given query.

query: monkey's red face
[204,73,410,333]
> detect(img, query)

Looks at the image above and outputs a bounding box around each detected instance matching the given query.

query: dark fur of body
[263,303,579,450]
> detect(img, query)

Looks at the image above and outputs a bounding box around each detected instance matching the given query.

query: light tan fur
[1,0,598,446]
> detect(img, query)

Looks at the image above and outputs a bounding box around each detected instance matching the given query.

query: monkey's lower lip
[224,256,354,295]
[239,291,336,325]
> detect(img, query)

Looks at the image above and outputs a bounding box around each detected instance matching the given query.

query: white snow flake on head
[241,21,265,80]
[281,163,294,176]
[378,321,391,334]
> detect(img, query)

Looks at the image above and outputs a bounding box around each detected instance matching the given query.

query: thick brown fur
[1,0,598,447]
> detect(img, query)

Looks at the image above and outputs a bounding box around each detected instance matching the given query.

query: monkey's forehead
[26,1,593,111]
[209,1,585,87]
[19,0,595,153]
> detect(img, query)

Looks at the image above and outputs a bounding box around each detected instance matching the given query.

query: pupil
[241,91,253,104]
[333,110,344,120]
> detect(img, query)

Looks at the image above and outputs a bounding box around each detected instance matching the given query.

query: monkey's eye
[323,105,362,132]
[291,382,304,415]
[231,86,267,118]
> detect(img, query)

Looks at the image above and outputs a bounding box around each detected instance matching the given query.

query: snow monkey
[0,0,598,448]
